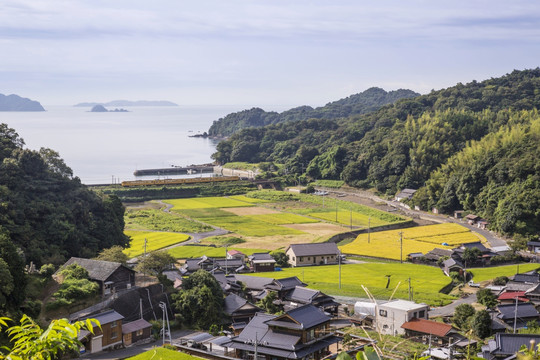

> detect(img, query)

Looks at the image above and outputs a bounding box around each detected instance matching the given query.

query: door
[91,335,103,353]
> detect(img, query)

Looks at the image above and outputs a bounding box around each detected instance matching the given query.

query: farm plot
[125,208,212,233]
[247,262,456,306]
[246,213,319,225]
[168,245,267,259]
[308,210,390,227]
[201,215,306,236]
[164,196,254,210]
[470,263,540,282]
[340,223,483,260]
[124,230,190,257]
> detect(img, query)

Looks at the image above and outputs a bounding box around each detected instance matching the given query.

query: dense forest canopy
[0,124,129,266]
[212,68,540,239]
[208,87,419,137]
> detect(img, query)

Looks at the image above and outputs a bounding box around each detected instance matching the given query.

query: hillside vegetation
[211,68,540,239]
[208,87,419,137]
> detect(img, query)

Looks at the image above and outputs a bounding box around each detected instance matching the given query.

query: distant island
[75,100,178,107]
[0,93,45,111]
[90,105,128,112]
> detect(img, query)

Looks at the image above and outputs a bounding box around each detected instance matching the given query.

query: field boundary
[326,220,415,244]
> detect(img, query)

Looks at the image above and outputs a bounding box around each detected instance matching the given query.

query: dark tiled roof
[287,243,339,257]
[224,293,249,314]
[162,269,182,282]
[249,253,275,261]
[83,310,124,325]
[443,258,463,269]
[491,333,540,356]
[401,318,453,337]
[528,241,540,247]
[268,277,307,291]
[512,273,540,284]
[285,287,320,303]
[497,303,539,320]
[506,282,537,292]
[215,258,244,267]
[63,257,132,282]
[122,318,152,334]
[234,275,274,290]
[267,304,330,330]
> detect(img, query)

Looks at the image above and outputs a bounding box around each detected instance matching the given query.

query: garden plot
[124,230,190,257]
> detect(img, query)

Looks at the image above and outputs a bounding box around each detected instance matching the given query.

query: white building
[376,299,429,336]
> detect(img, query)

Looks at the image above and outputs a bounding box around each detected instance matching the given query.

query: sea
[0,105,243,185]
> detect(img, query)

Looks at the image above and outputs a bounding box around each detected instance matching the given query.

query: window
[111,330,117,339]
[136,329,144,336]
[110,321,117,328]
[293,257,296,261]
[307,257,310,261]
[419,310,425,318]
[379,310,387,317]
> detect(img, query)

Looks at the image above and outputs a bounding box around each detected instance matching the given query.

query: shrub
[493,276,509,285]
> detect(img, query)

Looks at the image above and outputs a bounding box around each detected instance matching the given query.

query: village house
[59,257,135,296]
[286,243,340,267]
[122,318,152,347]
[280,286,340,315]
[224,293,262,326]
[78,310,124,354]
[181,256,245,275]
[376,300,429,336]
[395,188,417,202]
[481,333,540,360]
[401,318,467,347]
[227,249,247,262]
[247,252,276,272]
[223,305,341,360]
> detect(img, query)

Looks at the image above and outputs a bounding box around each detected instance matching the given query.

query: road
[428,293,478,317]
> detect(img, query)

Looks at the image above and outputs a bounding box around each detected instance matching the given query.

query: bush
[39,264,56,278]
[493,276,509,285]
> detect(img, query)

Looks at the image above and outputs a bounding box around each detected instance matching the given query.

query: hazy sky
[2,0,540,108]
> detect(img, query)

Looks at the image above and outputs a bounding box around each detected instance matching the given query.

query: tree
[95,246,129,264]
[256,291,281,314]
[476,288,497,308]
[270,250,289,268]
[172,270,224,329]
[0,315,99,360]
[453,303,475,330]
[462,247,482,265]
[135,251,176,275]
[471,310,491,338]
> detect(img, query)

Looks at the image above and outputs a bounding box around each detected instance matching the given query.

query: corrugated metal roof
[401,318,453,337]
[85,310,124,325]
[122,319,152,334]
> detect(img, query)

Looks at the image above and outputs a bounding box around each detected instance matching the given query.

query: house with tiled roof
[78,310,124,353]
[401,318,463,346]
[223,305,341,360]
[224,293,262,326]
[122,318,152,346]
[286,243,340,267]
[281,286,340,315]
[377,300,429,336]
[58,257,135,296]
[481,333,540,360]
[248,252,276,272]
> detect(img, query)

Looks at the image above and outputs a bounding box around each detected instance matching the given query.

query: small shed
[122,319,152,346]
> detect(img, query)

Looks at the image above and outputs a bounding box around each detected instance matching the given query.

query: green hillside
[212,68,540,238]
[208,87,419,137]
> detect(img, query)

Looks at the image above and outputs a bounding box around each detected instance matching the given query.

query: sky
[2,0,540,109]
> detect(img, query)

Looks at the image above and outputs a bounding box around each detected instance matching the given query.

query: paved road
[428,293,478,317]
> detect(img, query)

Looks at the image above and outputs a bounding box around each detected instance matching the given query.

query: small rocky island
[90,105,128,112]
[0,93,45,111]
[77,100,178,107]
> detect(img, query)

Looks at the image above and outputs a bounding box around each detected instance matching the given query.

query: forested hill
[0,124,129,266]
[212,68,540,238]
[208,87,419,137]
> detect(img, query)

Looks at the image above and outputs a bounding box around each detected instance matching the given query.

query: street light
[159,301,171,345]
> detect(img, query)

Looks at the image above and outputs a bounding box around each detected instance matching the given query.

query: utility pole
[339,250,342,289]
[225,244,228,276]
[144,238,147,257]
[368,217,371,243]
[350,206,352,230]
[513,296,518,333]
[140,298,143,319]
[399,232,403,264]
[335,202,338,222]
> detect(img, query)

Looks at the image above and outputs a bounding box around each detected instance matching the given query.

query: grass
[247,262,456,306]
[312,180,344,188]
[201,235,246,246]
[164,196,254,210]
[126,348,202,360]
[168,245,267,259]
[125,208,212,233]
[200,215,305,236]
[246,213,319,225]
[223,162,260,171]
[470,263,540,282]
[340,224,483,260]
[124,231,190,257]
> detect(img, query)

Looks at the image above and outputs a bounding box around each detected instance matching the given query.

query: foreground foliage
[126,347,203,360]
[0,315,99,360]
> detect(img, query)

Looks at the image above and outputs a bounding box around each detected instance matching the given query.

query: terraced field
[168,245,267,259]
[340,223,485,260]
[123,230,190,257]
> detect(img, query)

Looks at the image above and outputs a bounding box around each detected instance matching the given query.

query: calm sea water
[0,105,240,184]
